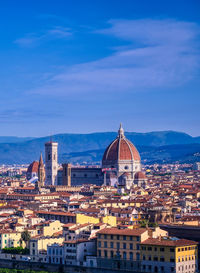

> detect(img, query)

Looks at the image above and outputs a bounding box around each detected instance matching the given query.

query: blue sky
[0,0,200,137]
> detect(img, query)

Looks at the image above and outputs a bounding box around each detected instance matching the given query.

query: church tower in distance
[45,141,58,185]
[38,153,45,187]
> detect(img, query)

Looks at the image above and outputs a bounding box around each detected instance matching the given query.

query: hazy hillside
[60,144,200,164]
[0,136,34,143]
[0,131,199,164]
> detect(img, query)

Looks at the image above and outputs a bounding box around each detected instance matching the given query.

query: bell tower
[38,153,45,187]
[45,141,58,185]
[62,163,71,187]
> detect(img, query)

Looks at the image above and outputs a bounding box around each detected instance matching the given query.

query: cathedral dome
[27,161,39,173]
[26,161,39,180]
[102,124,140,163]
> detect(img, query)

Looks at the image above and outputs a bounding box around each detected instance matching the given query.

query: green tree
[140,219,149,228]
[21,230,31,249]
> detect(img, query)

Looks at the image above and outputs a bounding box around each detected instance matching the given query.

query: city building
[96,227,148,271]
[140,238,198,273]
[102,124,141,189]
[194,162,200,171]
[47,239,96,266]
[45,141,58,186]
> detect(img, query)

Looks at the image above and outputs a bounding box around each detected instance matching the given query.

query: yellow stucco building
[140,237,198,273]
[96,227,148,271]
[0,231,23,249]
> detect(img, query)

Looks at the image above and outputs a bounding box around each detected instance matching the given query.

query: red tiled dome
[27,161,39,173]
[102,125,140,162]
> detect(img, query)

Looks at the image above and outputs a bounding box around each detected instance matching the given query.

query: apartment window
[148,265,152,271]
[110,235,113,240]
[110,242,113,248]
[136,253,140,261]
[171,267,174,272]
[123,252,127,260]
[123,243,126,249]
[110,250,114,258]
[136,244,140,250]
[136,236,140,241]
[104,250,107,258]
[130,252,133,260]
[117,235,120,240]
[148,256,152,261]
[161,266,164,272]
[178,248,180,252]
[117,242,120,249]
[130,236,133,241]
[143,255,146,261]
[123,235,126,240]
[154,247,157,251]
[160,257,165,262]
[148,247,152,251]
[160,247,165,252]
[104,241,107,248]
[104,234,107,239]
[153,256,158,261]
[116,251,120,258]
[98,241,101,248]
[130,243,133,250]
[170,248,175,252]
[170,258,175,262]
[98,250,101,257]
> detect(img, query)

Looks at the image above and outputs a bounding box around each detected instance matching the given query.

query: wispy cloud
[30,19,200,95]
[14,26,72,47]
[0,108,61,123]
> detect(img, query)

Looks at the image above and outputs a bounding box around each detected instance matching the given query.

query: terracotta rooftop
[97,227,147,236]
[141,238,198,247]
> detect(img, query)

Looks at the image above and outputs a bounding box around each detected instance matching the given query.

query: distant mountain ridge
[0,136,34,143]
[0,131,199,164]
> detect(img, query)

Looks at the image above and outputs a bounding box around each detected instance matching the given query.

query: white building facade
[45,141,58,186]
